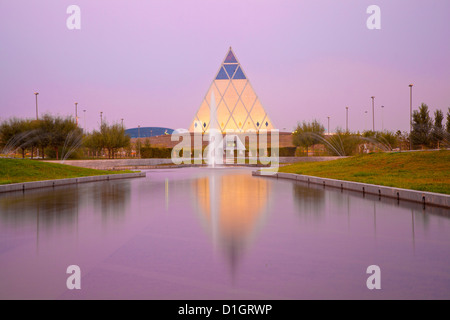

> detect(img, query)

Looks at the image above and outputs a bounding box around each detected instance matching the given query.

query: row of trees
[2,104,448,160]
[292,105,450,156]
[411,104,450,148]
[0,114,131,160]
[84,123,130,159]
[0,114,81,160]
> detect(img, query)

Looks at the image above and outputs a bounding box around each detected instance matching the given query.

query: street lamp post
[327,116,330,135]
[33,92,40,159]
[381,105,385,131]
[100,111,103,128]
[364,111,368,131]
[75,102,78,126]
[34,92,39,120]
[83,110,86,133]
[138,125,141,158]
[371,96,375,131]
[409,84,413,150]
[345,107,349,132]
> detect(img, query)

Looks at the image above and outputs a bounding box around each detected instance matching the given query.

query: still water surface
[0,168,449,299]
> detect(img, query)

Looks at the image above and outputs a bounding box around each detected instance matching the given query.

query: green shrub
[140,147,172,158]
[265,147,297,157]
[325,129,362,156]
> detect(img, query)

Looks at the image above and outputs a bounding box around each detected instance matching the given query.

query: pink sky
[0,0,449,133]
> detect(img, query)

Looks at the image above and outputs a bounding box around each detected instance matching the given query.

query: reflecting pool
[0,168,449,299]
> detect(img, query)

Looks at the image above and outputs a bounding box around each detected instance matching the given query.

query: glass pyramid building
[189,47,275,133]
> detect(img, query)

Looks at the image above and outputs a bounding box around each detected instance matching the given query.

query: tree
[292,120,325,156]
[35,114,55,159]
[325,129,361,156]
[395,130,410,151]
[101,123,130,159]
[84,130,103,158]
[144,138,151,148]
[362,130,376,138]
[376,131,398,151]
[135,139,142,158]
[140,138,152,159]
[432,109,444,148]
[411,103,432,148]
[360,130,398,151]
[1,114,85,160]
[446,107,450,135]
[85,122,130,159]
[28,119,43,158]
[0,118,35,158]
[47,116,81,160]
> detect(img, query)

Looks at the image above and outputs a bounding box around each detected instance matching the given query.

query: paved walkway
[253,170,450,209]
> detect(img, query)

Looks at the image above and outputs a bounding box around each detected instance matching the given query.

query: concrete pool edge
[252,170,450,209]
[0,172,147,194]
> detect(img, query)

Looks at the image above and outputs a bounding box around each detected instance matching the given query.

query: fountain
[295,132,346,156]
[1,130,39,158]
[60,130,83,163]
[207,90,223,168]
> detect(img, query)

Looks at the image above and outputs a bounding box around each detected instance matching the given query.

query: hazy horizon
[1,0,449,133]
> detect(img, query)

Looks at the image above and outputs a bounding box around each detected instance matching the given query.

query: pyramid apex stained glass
[189,48,275,133]
[224,48,238,63]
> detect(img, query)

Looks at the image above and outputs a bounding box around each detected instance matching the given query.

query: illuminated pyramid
[189,47,275,133]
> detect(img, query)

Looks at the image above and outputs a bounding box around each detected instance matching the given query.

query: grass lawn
[0,158,134,185]
[278,150,450,195]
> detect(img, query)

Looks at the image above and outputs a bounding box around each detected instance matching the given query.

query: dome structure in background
[125,127,174,139]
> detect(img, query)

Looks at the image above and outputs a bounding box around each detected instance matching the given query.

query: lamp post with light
[371,96,375,131]
[75,102,78,126]
[83,110,86,133]
[327,116,330,135]
[138,125,141,158]
[409,84,413,150]
[34,92,39,120]
[346,107,349,132]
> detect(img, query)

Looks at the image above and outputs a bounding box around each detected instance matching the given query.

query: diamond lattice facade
[189,48,275,133]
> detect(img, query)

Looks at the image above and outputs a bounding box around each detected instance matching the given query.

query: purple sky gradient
[0,0,449,133]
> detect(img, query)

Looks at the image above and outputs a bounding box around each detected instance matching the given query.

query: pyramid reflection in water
[192,171,271,276]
